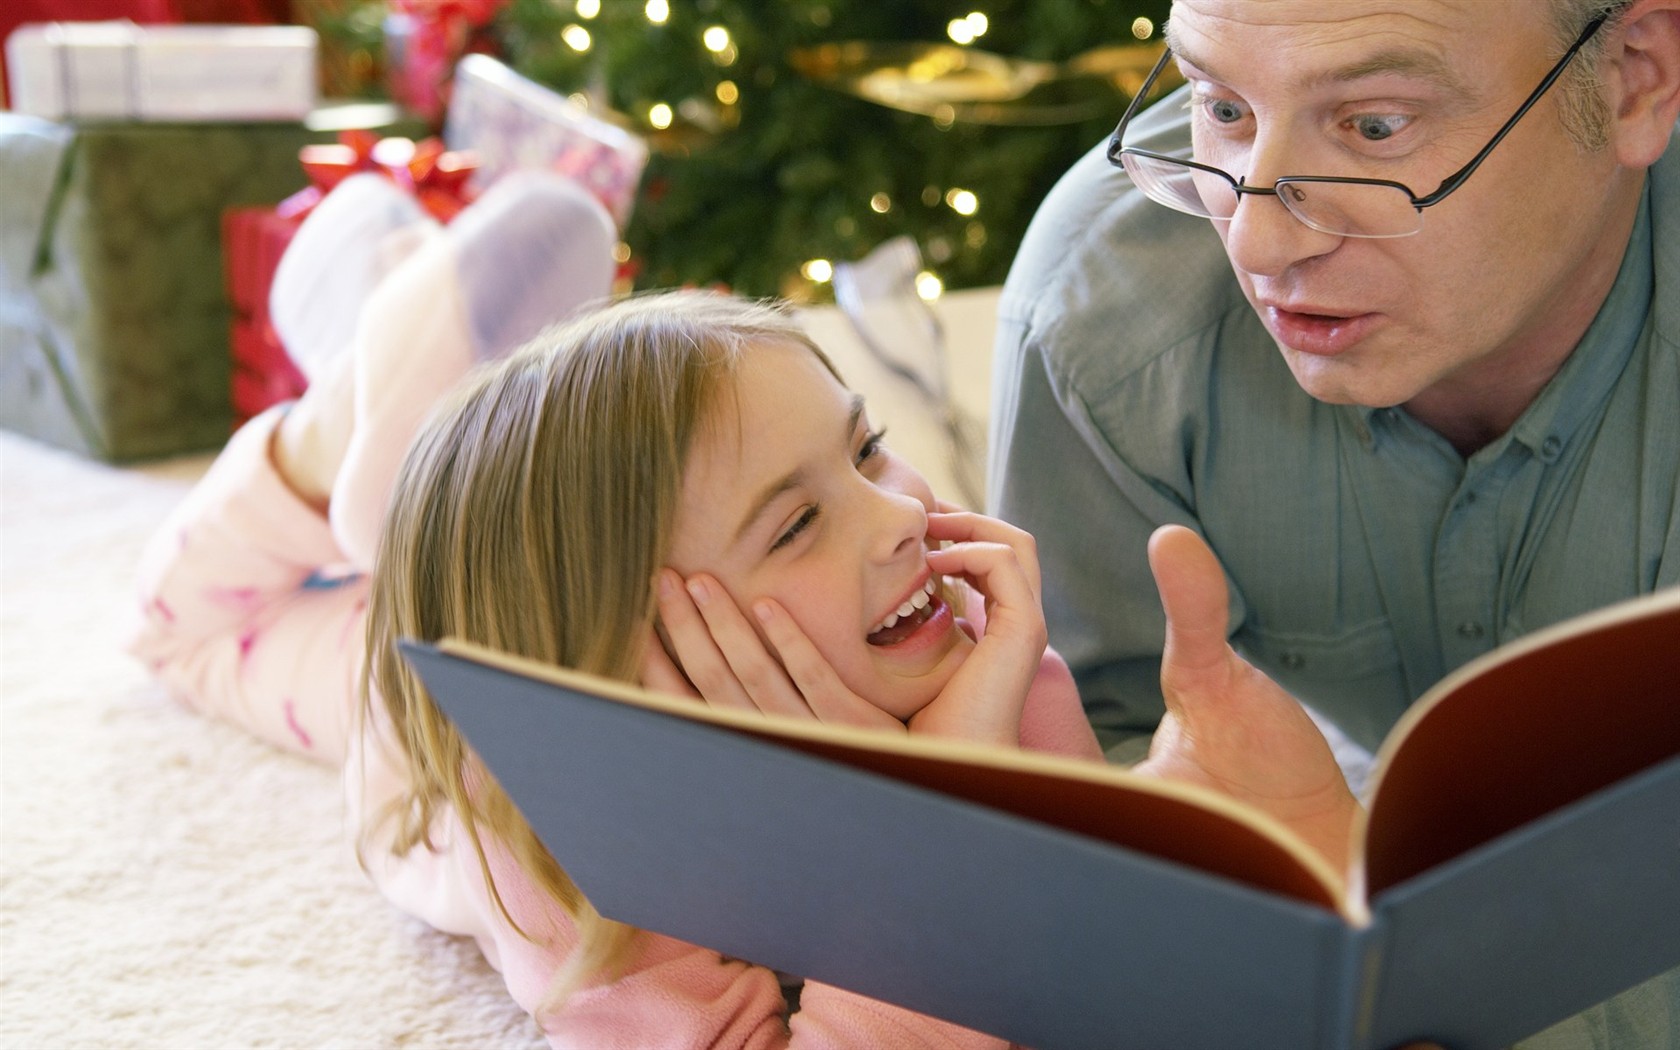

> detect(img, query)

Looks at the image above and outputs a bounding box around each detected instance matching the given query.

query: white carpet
[0,431,545,1049]
[0,291,999,1049]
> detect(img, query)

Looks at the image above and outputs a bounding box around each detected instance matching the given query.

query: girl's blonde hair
[361,290,835,998]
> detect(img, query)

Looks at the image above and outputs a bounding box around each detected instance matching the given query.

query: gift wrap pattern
[0,111,403,462]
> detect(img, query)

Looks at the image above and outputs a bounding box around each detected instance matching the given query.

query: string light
[648,102,673,128]
[702,26,731,52]
[715,80,740,105]
[946,11,989,45]
[575,0,599,18]
[645,0,669,25]
[915,271,944,301]
[802,259,834,283]
[945,188,978,215]
[1132,17,1155,39]
[869,192,892,214]
[561,24,592,52]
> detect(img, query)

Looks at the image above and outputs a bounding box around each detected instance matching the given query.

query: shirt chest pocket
[1234,617,1409,753]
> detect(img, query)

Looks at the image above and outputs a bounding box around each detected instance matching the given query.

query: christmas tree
[321,0,1172,298]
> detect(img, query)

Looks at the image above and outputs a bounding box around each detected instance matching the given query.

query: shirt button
[1540,435,1563,460]
[1457,621,1485,639]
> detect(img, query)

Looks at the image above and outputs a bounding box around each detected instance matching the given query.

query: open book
[399,586,1680,1050]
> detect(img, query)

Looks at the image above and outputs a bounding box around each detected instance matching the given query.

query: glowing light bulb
[947,19,976,45]
[561,24,592,52]
[645,0,669,25]
[869,192,892,214]
[715,80,740,105]
[945,188,979,215]
[802,259,834,283]
[702,26,731,52]
[1132,17,1154,39]
[966,12,989,37]
[648,102,673,129]
[576,0,599,17]
[915,271,944,301]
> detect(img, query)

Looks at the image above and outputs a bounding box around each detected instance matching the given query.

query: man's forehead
[1164,0,1524,54]
[1164,0,1534,95]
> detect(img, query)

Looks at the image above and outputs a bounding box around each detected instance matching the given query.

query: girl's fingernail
[686,578,710,604]
[657,572,676,599]
[753,601,774,624]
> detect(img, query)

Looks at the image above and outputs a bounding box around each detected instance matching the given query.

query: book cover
[400,586,1680,1049]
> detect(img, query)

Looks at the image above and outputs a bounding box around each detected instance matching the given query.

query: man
[990,0,1679,1045]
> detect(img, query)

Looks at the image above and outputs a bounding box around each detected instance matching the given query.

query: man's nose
[1220,143,1343,277]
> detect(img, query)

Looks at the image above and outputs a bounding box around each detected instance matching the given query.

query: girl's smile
[665,339,973,721]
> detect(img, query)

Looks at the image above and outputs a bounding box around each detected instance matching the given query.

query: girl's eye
[771,506,819,553]
[1347,113,1411,142]
[856,427,887,466]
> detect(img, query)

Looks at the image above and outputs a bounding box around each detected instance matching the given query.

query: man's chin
[1276,342,1417,410]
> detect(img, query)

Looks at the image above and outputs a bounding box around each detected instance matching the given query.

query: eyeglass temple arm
[1413,13,1609,208]
[1107,45,1177,161]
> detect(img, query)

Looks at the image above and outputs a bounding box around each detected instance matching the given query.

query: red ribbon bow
[277,130,480,223]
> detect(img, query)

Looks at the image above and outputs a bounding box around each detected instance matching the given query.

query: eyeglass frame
[1105,13,1610,234]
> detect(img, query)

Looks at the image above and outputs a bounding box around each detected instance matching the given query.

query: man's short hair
[1550,0,1633,151]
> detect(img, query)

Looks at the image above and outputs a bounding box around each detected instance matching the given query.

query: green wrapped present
[0,106,414,462]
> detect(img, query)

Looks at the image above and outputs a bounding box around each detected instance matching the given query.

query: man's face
[1167,0,1632,411]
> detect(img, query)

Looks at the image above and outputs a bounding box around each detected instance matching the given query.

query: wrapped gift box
[5,21,317,122]
[222,205,306,426]
[0,105,414,462]
[443,53,648,229]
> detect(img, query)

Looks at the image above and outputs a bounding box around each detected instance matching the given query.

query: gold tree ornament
[788,40,1176,126]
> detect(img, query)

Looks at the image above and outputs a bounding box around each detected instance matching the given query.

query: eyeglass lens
[1120,152,1423,237]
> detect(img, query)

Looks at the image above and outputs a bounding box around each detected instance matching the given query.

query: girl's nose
[865,485,928,564]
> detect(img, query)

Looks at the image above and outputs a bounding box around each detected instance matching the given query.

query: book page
[1355,587,1680,898]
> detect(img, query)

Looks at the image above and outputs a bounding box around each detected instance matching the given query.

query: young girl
[129,165,1113,1043]
[131,177,1354,1047]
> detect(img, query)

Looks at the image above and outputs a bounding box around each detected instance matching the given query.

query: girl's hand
[643,569,904,731]
[905,505,1048,746]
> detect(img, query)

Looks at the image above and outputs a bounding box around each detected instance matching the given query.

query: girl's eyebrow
[730,395,865,547]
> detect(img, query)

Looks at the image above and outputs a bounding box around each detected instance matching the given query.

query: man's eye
[1349,114,1410,142]
[1189,90,1248,125]
[771,506,819,552]
[1207,98,1245,124]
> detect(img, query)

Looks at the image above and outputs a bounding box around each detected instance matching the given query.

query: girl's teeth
[872,576,941,634]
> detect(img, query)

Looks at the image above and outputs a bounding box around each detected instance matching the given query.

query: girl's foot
[269,173,436,382]
[328,171,618,568]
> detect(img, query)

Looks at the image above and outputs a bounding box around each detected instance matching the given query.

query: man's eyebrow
[731,395,865,547]
[1164,23,1471,99]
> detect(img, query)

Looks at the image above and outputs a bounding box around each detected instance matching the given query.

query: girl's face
[666,340,975,721]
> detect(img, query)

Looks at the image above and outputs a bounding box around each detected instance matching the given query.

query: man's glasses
[1106,15,1608,238]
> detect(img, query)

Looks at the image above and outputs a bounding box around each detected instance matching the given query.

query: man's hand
[1132,525,1360,879]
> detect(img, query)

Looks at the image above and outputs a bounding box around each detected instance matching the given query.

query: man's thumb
[1147,525,1234,686]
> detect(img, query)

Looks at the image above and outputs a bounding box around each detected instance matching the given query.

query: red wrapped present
[222,205,306,424]
[383,0,506,125]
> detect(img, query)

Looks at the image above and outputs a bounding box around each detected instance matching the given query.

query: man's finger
[1147,524,1233,684]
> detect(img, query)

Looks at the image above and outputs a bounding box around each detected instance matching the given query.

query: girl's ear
[1608,1,1680,167]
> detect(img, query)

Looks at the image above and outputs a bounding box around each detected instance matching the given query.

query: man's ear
[1607,1,1680,167]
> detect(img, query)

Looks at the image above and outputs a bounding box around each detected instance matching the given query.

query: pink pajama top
[129,407,1105,1049]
